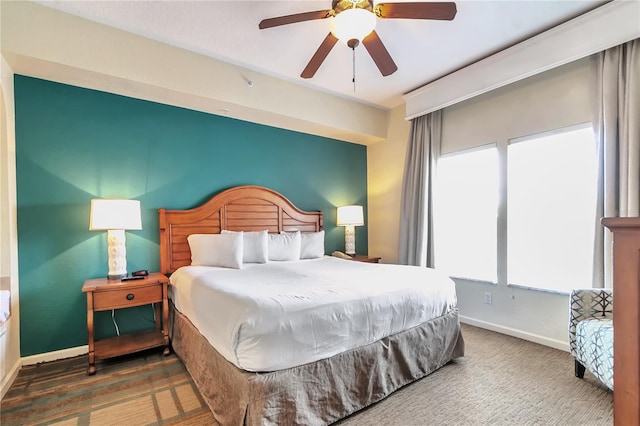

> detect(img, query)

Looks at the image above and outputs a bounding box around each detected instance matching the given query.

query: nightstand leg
[162,282,170,356]
[154,303,161,329]
[86,292,96,375]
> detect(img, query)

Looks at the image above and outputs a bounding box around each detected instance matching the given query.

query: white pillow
[187,233,243,269]
[268,231,301,261]
[221,229,268,263]
[300,231,325,259]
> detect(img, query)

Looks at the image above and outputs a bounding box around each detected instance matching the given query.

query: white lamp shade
[330,8,376,43]
[337,205,364,226]
[89,199,142,230]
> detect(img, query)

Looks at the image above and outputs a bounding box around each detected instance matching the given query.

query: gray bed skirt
[169,303,465,425]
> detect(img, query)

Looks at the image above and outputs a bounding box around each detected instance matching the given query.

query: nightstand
[349,255,381,263]
[82,272,169,375]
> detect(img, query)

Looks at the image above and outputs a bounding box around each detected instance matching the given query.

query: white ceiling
[33,0,608,110]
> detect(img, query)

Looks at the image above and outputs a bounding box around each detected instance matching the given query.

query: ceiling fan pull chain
[352,45,356,93]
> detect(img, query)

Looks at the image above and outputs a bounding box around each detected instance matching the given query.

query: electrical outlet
[484,292,492,304]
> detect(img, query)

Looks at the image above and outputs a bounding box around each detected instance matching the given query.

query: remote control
[121,276,144,281]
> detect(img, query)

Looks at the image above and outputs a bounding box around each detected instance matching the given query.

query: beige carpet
[1,324,612,425]
[337,324,612,425]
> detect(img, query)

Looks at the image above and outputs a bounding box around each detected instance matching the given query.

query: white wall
[368,105,410,265]
[1,53,22,398]
[369,57,592,350]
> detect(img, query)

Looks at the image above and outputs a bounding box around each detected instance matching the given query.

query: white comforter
[170,256,457,372]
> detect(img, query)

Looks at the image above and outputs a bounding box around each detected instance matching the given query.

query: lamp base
[107,273,128,281]
[106,229,128,280]
[344,225,356,256]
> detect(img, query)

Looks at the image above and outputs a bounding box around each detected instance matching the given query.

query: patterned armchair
[569,289,613,390]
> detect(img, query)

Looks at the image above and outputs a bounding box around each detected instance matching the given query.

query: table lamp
[336,205,364,256]
[89,199,142,280]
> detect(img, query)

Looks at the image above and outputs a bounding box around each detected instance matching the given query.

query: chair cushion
[575,318,613,390]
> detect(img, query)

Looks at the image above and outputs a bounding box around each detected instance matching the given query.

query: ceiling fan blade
[362,31,398,77]
[301,33,339,79]
[259,10,332,29]
[376,2,457,20]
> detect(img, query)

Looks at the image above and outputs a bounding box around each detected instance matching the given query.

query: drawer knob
[126,293,135,301]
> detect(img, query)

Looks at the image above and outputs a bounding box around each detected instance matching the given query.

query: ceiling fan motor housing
[332,1,374,15]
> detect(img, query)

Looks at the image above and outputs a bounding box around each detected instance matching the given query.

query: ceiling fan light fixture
[330,8,376,43]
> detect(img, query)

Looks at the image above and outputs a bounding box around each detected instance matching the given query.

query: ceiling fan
[259,1,457,79]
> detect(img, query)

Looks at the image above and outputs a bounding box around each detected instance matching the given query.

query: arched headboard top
[158,186,323,274]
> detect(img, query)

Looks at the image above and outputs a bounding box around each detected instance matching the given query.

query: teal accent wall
[15,75,368,357]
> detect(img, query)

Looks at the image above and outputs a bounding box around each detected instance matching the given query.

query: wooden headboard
[158,185,323,274]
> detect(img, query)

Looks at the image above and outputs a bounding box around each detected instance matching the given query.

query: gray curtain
[398,111,442,267]
[592,38,640,288]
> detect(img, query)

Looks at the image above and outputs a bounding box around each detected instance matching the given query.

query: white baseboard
[460,315,569,352]
[1,357,22,399]
[22,345,88,366]
[1,345,91,397]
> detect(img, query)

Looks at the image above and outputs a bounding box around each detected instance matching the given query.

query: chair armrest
[569,288,613,356]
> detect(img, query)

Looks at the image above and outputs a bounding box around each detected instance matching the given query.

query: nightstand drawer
[93,285,162,310]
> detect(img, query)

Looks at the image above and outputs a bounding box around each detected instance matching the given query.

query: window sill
[450,276,498,286]
[507,283,571,296]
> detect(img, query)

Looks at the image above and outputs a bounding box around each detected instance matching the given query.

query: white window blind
[507,125,597,292]
[435,146,498,282]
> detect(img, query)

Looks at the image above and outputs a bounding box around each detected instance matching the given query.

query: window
[435,146,498,282]
[507,125,597,292]
[434,124,597,294]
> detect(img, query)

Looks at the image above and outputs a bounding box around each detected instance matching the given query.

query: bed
[159,185,464,425]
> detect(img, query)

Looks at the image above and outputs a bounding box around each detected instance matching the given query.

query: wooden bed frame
[159,185,323,274]
[158,185,464,425]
